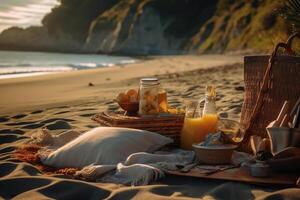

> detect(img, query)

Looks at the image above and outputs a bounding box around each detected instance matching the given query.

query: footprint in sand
[22,123,44,129]
[0,146,16,154]
[218,94,225,98]
[186,85,200,92]
[0,163,18,176]
[108,105,119,111]
[40,118,75,124]
[12,114,27,119]
[80,113,97,117]
[52,106,69,109]
[105,101,115,105]
[168,99,181,104]
[0,129,24,134]
[0,134,28,144]
[181,91,193,98]
[6,121,39,126]
[55,110,70,115]
[79,108,97,112]
[45,120,72,130]
[31,110,43,114]
[233,107,242,113]
[234,86,245,91]
[228,105,240,110]
[219,112,229,118]
[166,89,175,94]
[0,117,9,123]
[168,99,182,107]
[216,97,222,101]
[86,125,98,129]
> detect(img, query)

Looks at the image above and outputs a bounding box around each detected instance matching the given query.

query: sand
[0,55,300,199]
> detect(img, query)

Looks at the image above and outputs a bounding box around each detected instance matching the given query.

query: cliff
[0,27,82,53]
[0,0,292,55]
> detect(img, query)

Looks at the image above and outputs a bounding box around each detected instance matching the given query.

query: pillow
[40,127,173,168]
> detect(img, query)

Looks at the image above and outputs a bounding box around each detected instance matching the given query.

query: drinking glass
[181,100,218,150]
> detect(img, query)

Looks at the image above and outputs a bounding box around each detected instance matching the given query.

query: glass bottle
[203,85,217,115]
[201,85,218,135]
[139,78,160,116]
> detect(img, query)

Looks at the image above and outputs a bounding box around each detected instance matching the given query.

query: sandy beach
[0,55,244,134]
[0,55,242,113]
[1,55,300,199]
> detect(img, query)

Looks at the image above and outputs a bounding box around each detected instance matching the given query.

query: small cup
[250,162,270,177]
[266,127,300,155]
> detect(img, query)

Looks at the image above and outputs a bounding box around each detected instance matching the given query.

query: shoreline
[0,71,60,80]
[0,50,140,79]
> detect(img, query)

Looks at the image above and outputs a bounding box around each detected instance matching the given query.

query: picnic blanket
[1,129,300,199]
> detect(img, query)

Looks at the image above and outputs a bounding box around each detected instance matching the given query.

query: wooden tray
[92,111,185,146]
[167,167,299,187]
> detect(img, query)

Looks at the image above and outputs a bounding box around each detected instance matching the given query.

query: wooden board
[167,167,299,186]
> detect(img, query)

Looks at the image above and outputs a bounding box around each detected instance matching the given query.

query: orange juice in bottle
[199,85,218,141]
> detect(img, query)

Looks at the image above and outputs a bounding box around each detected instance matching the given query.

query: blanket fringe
[13,144,79,176]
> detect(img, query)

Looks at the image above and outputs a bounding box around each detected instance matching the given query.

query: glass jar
[158,84,168,113]
[139,78,160,116]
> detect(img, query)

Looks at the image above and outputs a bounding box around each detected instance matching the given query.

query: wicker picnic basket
[92,111,185,147]
[240,33,300,152]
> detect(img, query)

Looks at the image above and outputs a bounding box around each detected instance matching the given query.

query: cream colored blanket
[32,128,195,186]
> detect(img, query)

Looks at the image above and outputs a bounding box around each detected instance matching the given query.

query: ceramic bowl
[192,144,237,165]
[118,101,139,113]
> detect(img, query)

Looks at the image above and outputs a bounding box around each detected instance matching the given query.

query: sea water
[0,50,136,79]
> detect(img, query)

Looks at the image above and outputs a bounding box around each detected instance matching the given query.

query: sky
[0,0,59,32]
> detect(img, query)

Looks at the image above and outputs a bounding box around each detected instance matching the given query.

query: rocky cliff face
[0,0,291,55]
[84,0,211,55]
[0,27,82,53]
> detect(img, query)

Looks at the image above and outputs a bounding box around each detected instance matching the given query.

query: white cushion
[40,127,173,168]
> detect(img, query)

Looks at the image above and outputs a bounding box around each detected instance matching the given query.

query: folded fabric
[31,128,81,147]
[38,127,173,168]
[75,150,195,186]
[32,128,254,186]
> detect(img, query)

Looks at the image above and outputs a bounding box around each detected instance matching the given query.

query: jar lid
[140,78,159,85]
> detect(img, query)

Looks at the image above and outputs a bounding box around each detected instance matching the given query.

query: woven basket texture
[92,111,184,147]
[240,55,300,151]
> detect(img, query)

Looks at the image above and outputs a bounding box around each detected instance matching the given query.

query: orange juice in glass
[193,114,218,144]
[181,113,202,150]
[181,86,218,150]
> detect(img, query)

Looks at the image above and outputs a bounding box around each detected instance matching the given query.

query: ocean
[0,50,135,79]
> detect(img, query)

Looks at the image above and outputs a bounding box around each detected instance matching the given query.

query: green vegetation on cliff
[188,0,290,53]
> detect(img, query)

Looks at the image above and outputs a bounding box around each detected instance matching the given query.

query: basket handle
[286,32,300,55]
[245,41,290,133]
